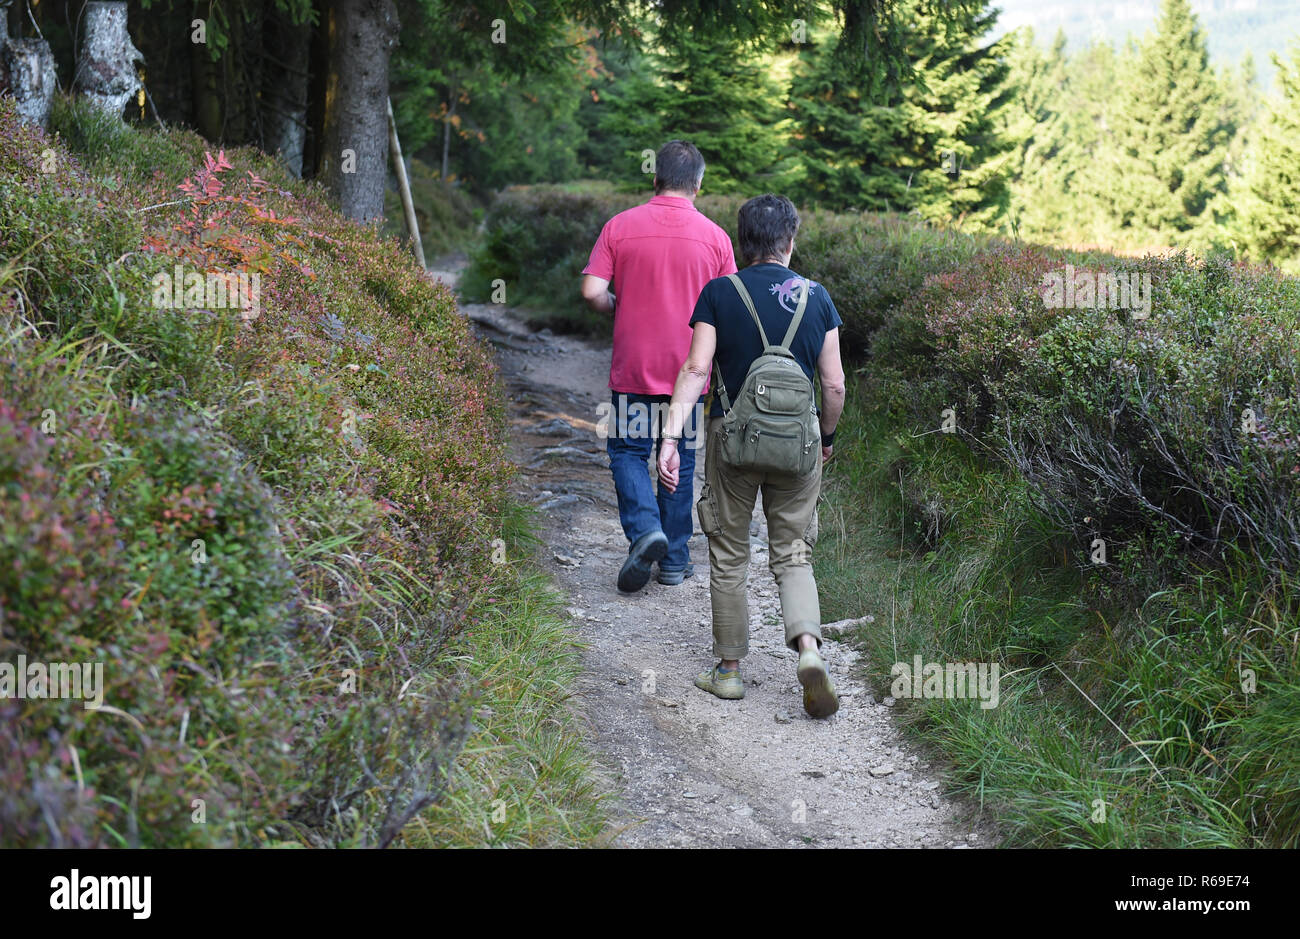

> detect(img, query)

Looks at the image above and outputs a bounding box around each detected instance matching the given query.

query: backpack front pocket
[754,378,809,417]
[734,416,813,475]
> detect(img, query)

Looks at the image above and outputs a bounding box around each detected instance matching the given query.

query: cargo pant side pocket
[696,483,724,538]
[802,508,819,549]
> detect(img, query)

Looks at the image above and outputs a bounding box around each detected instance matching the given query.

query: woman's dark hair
[737,194,800,265]
[654,140,706,194]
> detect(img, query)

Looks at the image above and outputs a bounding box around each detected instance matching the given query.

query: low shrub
[871,246,1300,581]
[461,182,641,330]
[790,211,990,351]
[0,95,551,847]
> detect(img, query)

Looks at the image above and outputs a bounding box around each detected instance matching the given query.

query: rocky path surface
[435,260,992,848]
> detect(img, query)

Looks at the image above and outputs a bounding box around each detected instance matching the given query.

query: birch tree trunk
[3,39,57,129]
[75,1,143,120]
[0,0,56,129]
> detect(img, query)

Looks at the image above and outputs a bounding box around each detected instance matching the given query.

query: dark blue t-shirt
[689,263,843,419]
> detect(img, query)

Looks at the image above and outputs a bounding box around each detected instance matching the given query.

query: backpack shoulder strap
[777,278,810,351]
[712,359,732,415]
[715,273,809,415]
[726,273,771,348]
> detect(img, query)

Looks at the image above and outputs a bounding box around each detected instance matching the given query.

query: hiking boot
[657,561,695,586]
[618,530,669,593]
[694,664,744,700]
[797,648,839,719]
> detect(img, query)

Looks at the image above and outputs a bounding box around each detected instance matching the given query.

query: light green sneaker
[797,649,839,718]
[694,664,744,700]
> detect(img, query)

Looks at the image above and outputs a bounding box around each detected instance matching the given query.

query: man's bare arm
[581,274,615,315]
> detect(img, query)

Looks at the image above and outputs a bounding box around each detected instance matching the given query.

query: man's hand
[658,439,680,493]
[822,445,833,463]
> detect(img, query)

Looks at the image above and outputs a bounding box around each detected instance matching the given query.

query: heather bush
[870,244,1300,579]
[1006,258,1300,577]
[0,96,538,847]
[789,212,989,352]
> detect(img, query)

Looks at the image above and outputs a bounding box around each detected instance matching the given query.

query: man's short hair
[737,194,800,265]
[654,140,706,195]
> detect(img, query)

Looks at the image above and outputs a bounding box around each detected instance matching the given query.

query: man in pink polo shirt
[581,140,737,593]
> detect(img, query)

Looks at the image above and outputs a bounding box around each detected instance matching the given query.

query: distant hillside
[992,0,1300,89]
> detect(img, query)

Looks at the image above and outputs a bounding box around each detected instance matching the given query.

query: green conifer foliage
[601,26,791,194]
[787,1,1014,228]
[1104,0,1234,238]
[1234,44,1300,271]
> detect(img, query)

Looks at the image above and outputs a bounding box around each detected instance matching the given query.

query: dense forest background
[7,0,1300,270]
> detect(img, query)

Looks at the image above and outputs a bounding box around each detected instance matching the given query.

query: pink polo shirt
[583,195,737,396]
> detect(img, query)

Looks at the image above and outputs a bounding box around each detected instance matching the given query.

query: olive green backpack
[713,273,820,477]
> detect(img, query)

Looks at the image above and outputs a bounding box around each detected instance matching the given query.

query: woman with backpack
[657,193,847,719]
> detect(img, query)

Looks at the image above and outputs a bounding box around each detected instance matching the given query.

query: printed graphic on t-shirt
[769,276,816,314]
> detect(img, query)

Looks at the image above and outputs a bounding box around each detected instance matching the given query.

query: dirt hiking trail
[434,259,993,848]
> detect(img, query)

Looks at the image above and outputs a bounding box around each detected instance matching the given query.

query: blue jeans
[606,392,702,572]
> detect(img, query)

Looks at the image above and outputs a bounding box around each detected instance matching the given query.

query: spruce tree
[1104,0,1233,239]
[1004,28,1074,238]
[576,37,649,179]
[787,0,1014,228]
[786,24,914,211]
[1234,45,1300,271]
[600,26,790,194]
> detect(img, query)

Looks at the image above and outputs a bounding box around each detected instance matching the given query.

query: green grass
[403,568,611,847]
[815,374,1299,847]
[50,94,204,186]
[401,503,610,847]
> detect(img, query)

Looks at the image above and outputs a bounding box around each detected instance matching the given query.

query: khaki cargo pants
[696,417,822,660]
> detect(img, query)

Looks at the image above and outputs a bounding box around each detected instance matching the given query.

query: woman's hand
[658,439,680,493]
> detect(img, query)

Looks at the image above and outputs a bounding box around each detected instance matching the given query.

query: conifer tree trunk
[261,5,313,177]
[320,0,399,222]
[190,1,222,142]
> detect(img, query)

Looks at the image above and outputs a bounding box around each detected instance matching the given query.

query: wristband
[821,429,836,448]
